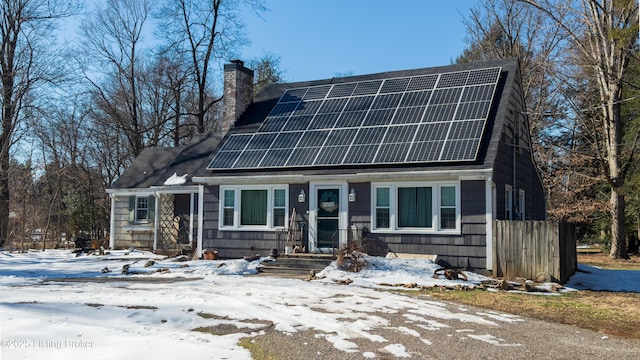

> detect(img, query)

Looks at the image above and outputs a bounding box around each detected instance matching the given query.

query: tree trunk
[0,154,8,247]
[609,190,627,259]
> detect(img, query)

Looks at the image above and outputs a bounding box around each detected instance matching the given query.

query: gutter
[193,168,494,185]
[106,185,201,196]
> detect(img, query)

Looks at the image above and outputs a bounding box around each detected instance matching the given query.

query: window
[220,185,288,230]
[440,186,456,229]
[398,187,432,228]
[372,182,459,233]
[505,185,513,220]
[241,190,268,225]
[136,196,149,221]
[128,195,155,223]
[375,187,390,229]
[223,189,235,226]
[273,189,286,227]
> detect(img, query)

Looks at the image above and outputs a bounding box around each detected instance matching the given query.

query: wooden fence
[493,220,577,284]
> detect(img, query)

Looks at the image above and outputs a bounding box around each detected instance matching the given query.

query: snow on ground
[0,249,637,359]
[566,263,640,292]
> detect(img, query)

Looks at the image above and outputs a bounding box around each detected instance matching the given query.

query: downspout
[485,176,495,271]
[189,192,195,245]
[153,192,159,251]
[512,124,517,220]
[109,194,116,249]
[197,185,204,258]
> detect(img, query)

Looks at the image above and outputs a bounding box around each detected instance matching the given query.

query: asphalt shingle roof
[109,133,223,189]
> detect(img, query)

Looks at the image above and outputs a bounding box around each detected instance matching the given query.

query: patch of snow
[467,334,522,347]
[383,343,411,357]
[163,172,188,185]
[1,249,638,359]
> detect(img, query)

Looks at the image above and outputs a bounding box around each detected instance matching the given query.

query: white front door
[309,183,347,252]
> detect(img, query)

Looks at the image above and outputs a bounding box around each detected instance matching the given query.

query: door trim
[308,182,348,253]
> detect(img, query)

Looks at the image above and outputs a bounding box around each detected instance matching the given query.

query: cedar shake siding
[110,194,155,250]
[345,180,488,270]
[201,180,489,270]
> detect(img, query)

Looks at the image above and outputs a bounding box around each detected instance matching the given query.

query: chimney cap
[224,59,253,75]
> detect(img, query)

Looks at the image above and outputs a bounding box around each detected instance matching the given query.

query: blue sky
[239,1,476,82]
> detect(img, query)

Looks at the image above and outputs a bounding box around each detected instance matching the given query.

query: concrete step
[258,255,334,276]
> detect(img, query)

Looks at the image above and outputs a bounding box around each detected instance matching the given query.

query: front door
[310,184,347,252]
[317,188,340,248]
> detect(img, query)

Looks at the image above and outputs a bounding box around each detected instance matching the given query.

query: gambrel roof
[195,58,521,180]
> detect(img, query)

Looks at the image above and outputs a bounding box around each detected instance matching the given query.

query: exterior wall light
[298,189,306,203]
[348,188,356,202]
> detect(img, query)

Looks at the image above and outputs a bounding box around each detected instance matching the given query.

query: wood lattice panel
[158,194,178,247]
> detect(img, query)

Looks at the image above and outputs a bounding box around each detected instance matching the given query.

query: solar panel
[363,109,395,126]
[207,66,501,170]
[343,144,379,164]
[259,149,291,167]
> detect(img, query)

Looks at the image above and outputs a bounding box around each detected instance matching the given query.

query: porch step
[258,254,335,277]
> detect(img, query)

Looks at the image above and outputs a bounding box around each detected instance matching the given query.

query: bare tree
[248,53,285,95]
[0,0,79,246]
[144,55,197,146]
[80,0,153,157]
[458,0,572,221]
[157,0,265,133]
[520,0,638,259]
[32,96,110,244]
[8,158,35,251]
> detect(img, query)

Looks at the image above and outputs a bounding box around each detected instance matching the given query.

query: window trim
[134,195,153,224]
[439,185,457,230]
[219,185,288,231]
[371,181,460,234]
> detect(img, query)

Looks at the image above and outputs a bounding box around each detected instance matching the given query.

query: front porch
[108,186,202,257]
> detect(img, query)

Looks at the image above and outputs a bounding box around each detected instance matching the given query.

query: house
[108,58,546,272]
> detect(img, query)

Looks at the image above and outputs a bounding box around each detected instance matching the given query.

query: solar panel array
[208,67,501,170]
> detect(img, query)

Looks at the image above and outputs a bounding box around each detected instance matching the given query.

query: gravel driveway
[245,296,640,360]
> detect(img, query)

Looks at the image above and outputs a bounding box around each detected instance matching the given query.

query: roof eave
[107,184,201,196]
[193,168,494,185]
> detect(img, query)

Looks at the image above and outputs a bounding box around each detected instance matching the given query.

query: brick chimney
[222,60,254,133]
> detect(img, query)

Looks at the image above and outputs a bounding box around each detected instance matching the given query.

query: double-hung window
[375,188,390,229]
[223,189,235,226]
[128,195,155,223]
[372,182,460,233]
[136,196,149,221]
[440,186,457,230]
[273,189,286,227]
[220,185,288,230]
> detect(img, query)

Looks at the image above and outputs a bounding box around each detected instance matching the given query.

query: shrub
[336,242,367,272]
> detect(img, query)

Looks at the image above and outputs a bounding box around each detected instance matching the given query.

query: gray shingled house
[108,58,545,271]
